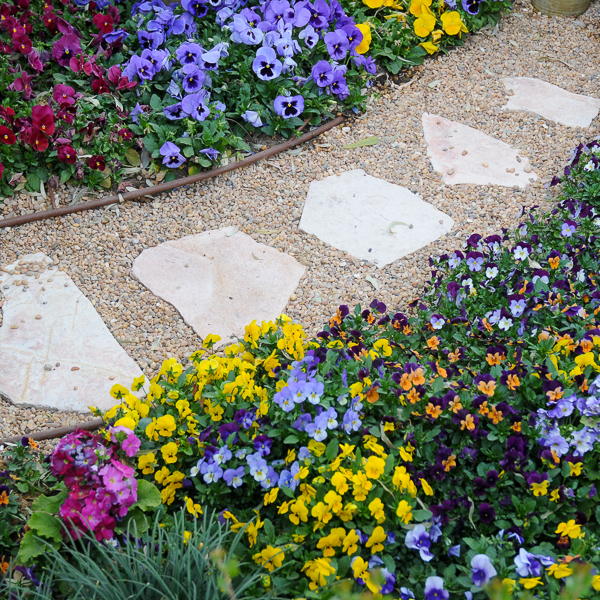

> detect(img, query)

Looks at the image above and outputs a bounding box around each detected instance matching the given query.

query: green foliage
[4,510,271,600]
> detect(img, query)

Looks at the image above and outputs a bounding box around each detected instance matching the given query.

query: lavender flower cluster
[119,0,374,168]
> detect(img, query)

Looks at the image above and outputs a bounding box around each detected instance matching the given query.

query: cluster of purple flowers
[124,0,375,141]
[537,374,600,460]
[274,354,364,436]
[49,427,140,541]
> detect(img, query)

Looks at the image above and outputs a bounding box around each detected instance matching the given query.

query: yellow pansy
[342,529,359,555]
[556,520,581,539]
[420,41,438,54]
[138,452,157,475]
[431,29,443,42]
[161,442,178,464]
[502,578,516,592]
[368,498,386,523]
[364,455,386,479]
[409,0,432,16]
[253,546,285,572]
[110,384,129,399]
[396,500,413,524]
[146,414,177,441]
[569,462,583,476]
[308,440,326,457]
[365,526,386,553]
[519,577,543,589]
[356,23,372,54]
[420,478,433,495]
[185,496,203,517]
[530,480,549,496]
[289,499,309,525]
[547,563,573,578]
[440,10,463,35]
[264,487,279,506]
[131,374,145,391]
[114,416,137,430]
[301,558,335,591]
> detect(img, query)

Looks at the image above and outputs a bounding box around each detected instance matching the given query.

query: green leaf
[280,484,295,499]
[27,172,40,192]
[325,438,338,461]
[27,512,63,542]
[342,136,379,149]
[143,135,160,153]
[412,509,433,522]
[32,489,68,514]
[124,148,141,167]
[150,94,162,111]
[131,480,161,512]
[284,435,299,444]
[16,531,55,566]
[183,146,195,158]
[263,518,275,540]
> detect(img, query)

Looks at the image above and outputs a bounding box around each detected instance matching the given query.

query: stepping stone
[131,229,306,342]
[298,169,453,268]
[502,77,600,128]
[422,113,537,188]
[0,253,143,413]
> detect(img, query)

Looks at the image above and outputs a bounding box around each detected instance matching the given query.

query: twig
[538,56,574,69]
[48,187,57,209]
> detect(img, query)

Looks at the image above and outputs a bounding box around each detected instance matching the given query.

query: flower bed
[0,0,511,199]
[3,138,600,598]
[340,0,509,74]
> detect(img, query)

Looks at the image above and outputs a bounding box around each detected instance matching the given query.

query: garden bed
[0,0,510,201]
[2,136,600,598]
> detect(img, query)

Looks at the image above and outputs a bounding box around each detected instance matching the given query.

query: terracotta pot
[532,0,590,16]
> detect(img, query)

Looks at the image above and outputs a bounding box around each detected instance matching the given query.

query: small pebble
[44,364,52,371]
[71,366,80,371]
[290,293,297,301]
[524,166,532,173]
[462,150,468,156]
[35,314,42,320]
[11,325,19,329]
[74,386,78,390]
[447,168,455,175]
[483,162,489,168]
[109,376,116,380]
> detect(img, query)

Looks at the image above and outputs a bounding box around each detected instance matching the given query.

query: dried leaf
[140,148,151,169]
[389,220,409,234]
[100,176,112,189]
[145,179,154,187]
[427,80,440,88]
[255,228,282,235]
[226,226,239,237]
[124,148,141,167]
[342,136,379,149]
[252,253,263,261]
[39,181,46,200]
[154,170,167,183]
[126,186,138,192]
[365,274,379,290]
[466,100,471,112]
[509,39,519,48]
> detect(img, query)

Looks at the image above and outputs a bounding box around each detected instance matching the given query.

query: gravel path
[1,0,599,440]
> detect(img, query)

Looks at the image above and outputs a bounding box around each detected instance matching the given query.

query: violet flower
[471,554,497,587]
[160,141,185,168]
[274,94,304,119]
[252,46,282,80]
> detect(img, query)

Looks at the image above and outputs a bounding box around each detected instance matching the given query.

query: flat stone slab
[502,77,600,128]
[0,253,142,413]
[422,113,538,188]
[298,169,453,268]
[131,229,306,342]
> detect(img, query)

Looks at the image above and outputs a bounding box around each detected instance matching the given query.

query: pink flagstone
[131,229,306,342]
[422,113,538,188]
[0,253,143,413]
[502,77,600,128]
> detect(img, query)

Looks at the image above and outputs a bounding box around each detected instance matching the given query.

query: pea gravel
[1,0,599,440]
